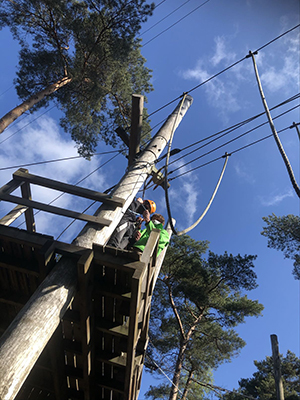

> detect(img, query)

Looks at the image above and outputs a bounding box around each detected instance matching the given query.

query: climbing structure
[0,169,167,400]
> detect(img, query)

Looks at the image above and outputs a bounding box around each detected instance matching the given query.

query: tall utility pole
[271,334,285,400]
[0,95,193,400]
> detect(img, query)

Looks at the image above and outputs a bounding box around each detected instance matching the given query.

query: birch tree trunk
[0,76,71,134]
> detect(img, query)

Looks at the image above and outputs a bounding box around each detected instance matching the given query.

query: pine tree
[0,0,154,156]
[261,214,300,280]
[222,351,300,400]
[146,235,264,400]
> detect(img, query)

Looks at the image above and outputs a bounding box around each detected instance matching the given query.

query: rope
[176,153,230,236]
[163,92,230,236]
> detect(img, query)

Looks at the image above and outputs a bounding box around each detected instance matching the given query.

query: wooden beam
[13,169,125,207]
[0,205,27,226]
[0,179,21,196]
[0,192,112,226]
[20,180,36,233]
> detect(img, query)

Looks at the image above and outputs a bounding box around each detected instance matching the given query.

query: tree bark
[169,338,189,400]
[181,369,194,400]
[0,76,72,134]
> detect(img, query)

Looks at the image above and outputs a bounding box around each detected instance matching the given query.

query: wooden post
[270,334,285,400]
[128,94,144,167]
[248,51,300,198]
[74,94,193,248]
[290,122,300,140]
[0,95,193,400]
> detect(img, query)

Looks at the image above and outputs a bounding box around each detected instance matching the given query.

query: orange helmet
[144,199,156,214]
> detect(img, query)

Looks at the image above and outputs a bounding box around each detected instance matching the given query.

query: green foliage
[0,0,154,157]
[261,214,300,279]
[146,235,263,400]
[222,351,300,400]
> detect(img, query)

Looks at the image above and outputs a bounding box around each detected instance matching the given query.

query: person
[129,210,169,256]
[107,198,156,250]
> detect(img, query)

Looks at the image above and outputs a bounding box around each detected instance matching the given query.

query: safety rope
[163,91,230,236]
[176,153,230,236]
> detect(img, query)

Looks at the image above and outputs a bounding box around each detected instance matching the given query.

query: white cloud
[211,36,236,67]
[0,115,112,240]
[180,37,241,123]
[260,30,300,93]
[234,162,256,184]
[168,160,199,228]
[259,188,294,206]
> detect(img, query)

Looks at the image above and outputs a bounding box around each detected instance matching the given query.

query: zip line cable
[0,150,121,171]
[140,0,192,36]
[137,106,299,192]
[56,200,97,240]
[168,124,295,182]
[0,84,14,97]
[168,103,300,176]
[146,23,300,119]
[154,0,167,8]
[164,92,300,167]
[143,0,210,47]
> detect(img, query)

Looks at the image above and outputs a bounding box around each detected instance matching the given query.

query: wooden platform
[0,224,160,399]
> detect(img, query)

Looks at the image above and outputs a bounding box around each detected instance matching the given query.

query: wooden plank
[13,169,125,207]
[77,250,94,400]
[0,179,21,196]
[124,266,145,399]
[0,224,53,246]
[95,351,127,368]
[94,376,124,394]
[47,325,69,400]
[0,192,112,226]
[0,289,30,307]
[95,318,129,338]
[0,204,27,226]
[93,249,144,275]
[0,259,40,277]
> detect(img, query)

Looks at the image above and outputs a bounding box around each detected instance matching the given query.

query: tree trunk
[181,369,194,400]
[0,76,72,134]
[169,339,189,400]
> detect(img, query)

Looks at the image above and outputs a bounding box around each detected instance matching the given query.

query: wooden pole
[74,94,193,248]
[128,94,144,167]
[0,95,193,400]
[248,51,300,198]
[270,334,285,400]
[290,122,300,141]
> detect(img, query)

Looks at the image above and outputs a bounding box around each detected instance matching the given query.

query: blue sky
[0,0,300,398]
